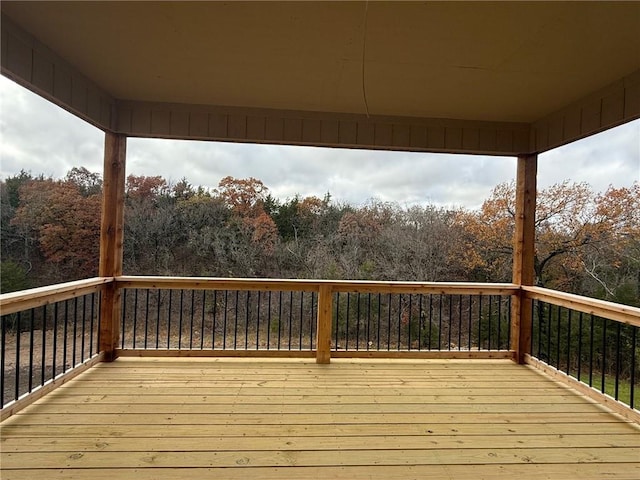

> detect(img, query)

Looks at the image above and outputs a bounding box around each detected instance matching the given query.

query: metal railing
[332,292,511,352]
[120,288,317,352]
[0,278,109,410]
[116,277,517,359]
[3,276,639,422]
[525,286,640,414]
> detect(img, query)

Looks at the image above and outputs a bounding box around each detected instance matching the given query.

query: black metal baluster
[28,309,34,392]
[366,293,371,350]
[167,290,173,349]
[397,294,403,351]
[477,294,482,351]
[376,293,382,350]
[121,289,127,349]
[309,292,312,350]
[132,289,139,349]
[334,293,340,350]
[72,297,78,366]
[178,290,185,349]
[356,292,360,350]
[387,293,392,351]
[467,295,472,351]
[497,296,502,350]
[81,296,87,361]
[89,296,95,357]
[1,315,5,406]
[427,295,433,351]
[287,291,293,351]
[537,301,543,360]
[577,312,583,382]
[223,290,229,349]
[458,295,462,351]
[614,321,621,400]
[96,294,101,356]
[447,295,452,351]
[601,318,607,394]
[566,310,572,375]
[200,290,206,350]
[42,304,47,385]
[356,293,361,351]
[630,327,637,409]
[507,296,512,350]
[190,290,196,349]
[155,290,161,349]
[438,294,443,350]
[62,301,68,373]
[589,314,595,386]
[277,291,282,350]
[53,303,58,377]
[530,300,536,356]
[547,303,552,365]
[407,294,413,351]
[266,291,272,350]
[346,293,350,350]
[418,294,424,351]
[245,291,251,350]
[144,290,150,349]
[299,292,304,350]
[212,291,218,349]
[256,291,261,350]
[487,296,492,351]
[15,312,21,400]
[555,306,561,369]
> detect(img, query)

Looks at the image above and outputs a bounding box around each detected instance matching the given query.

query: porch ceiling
[1,1,639,154]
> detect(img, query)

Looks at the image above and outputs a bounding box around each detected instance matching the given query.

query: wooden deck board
[1,358,639,479]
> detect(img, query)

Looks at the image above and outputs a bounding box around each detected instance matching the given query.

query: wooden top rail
[0,277,113,316]
[3,276,637,328]
[115,276,519,296]
[522,286,640,328]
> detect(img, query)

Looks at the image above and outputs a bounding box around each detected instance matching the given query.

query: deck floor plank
[1,358,638,479]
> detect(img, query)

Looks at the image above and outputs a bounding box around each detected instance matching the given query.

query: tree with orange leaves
[216,176,278,259]
[456,180,639,302]
[217,176,267,216]
[11,175,101,281]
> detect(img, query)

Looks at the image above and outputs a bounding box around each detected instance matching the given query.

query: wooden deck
[1,358,639,479]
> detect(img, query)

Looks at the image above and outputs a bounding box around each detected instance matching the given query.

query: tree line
[1,167,638,306]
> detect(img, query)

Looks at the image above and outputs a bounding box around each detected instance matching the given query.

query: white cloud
[1,75,638,210]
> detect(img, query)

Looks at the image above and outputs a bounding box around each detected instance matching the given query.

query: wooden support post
[316,285,333,364]
[511,154,537,364]
[99,132,126,362]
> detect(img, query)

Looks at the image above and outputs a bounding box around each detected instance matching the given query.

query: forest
[1,167,638,307]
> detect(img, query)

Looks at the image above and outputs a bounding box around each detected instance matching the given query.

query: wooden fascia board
[0,13,116,132]
[114,100,532,156]
[531,68,640,154]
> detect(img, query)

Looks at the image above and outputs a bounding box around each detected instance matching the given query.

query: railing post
[511,154,537,364]
[316,284,333,364]
[99,132,126,361]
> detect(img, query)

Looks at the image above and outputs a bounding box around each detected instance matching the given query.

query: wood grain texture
[511,155,537,363]
[0,277,110,315]
[115,276,519,295]
[522,286,640,327]
[98,132,126,359]
[2,358,638,479]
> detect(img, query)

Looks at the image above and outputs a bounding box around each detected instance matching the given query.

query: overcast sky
[1,75,638,210]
